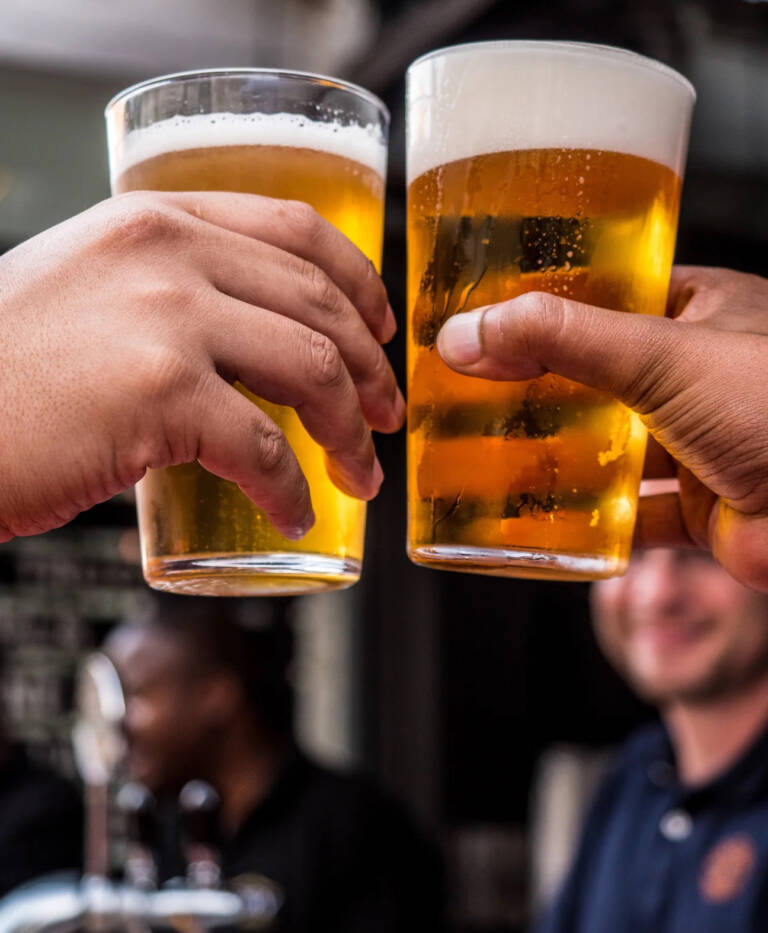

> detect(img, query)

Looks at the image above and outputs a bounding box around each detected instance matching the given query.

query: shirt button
[660,809,693,841]
[648,760,675,787]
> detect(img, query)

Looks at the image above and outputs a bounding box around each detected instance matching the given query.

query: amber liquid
[116,143,384,594]
[407,148,681,579]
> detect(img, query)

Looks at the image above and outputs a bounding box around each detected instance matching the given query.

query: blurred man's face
[107,627,222,793]
[592,550,768,706]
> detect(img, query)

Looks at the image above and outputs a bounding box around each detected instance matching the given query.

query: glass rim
[408,40,695,101]
[105,67,390,123]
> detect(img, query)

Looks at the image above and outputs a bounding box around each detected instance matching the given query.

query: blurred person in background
[106,599,443,933]
[535,535,768,932]
[0,648,82,896]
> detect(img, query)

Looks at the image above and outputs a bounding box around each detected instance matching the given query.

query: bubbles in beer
[114,114,386,594]
[407,143,682,578]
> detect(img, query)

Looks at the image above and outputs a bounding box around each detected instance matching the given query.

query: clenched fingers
[202,298,383,501]
[154,191,397,342]
[185,222,404,432]
[192,376,315,539]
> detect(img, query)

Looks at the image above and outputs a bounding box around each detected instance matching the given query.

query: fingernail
[381,304,397,343]
[284,511,315,540]
[437,310,484,366]
[372,457,384,490]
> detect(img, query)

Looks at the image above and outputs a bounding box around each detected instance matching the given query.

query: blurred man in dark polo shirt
[537,545,768,933]
[106,601,443,933]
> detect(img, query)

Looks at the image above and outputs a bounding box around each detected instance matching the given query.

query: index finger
[642,436,677,479]
[666,265,706,319]
[666,265,768,335]
[633,491,696,550]
[157,191,396,343]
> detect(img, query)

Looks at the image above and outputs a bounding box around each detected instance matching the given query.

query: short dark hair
[122,593,294,736]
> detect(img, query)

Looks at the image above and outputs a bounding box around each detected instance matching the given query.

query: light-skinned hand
[0,191,404,543]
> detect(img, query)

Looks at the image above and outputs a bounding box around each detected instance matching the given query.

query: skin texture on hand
[0,191,404,543]
[437,267,768,591]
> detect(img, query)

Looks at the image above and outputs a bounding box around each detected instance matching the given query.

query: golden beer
[406,43,694,580]
[107,73,387,595]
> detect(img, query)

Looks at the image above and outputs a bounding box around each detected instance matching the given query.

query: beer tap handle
[179,781,222,889]
[117,781,158,890]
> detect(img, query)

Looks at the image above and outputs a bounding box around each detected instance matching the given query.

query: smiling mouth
[635,620,712,650]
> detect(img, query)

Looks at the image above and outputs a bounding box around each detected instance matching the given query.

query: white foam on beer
[111,111,387,182]
[407,43,695,182]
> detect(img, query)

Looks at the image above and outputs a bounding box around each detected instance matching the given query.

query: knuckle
[135,344,197,400]
[508,291,568,360]
[278,199,324,241]
[106,195,184,249]
[531,291,568,338]
[306,331,345,388]
[135,276,195,314]
[255,427,289,475]
[307,264,343,318]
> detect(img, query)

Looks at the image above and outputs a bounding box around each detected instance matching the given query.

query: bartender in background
[106,599,443,933]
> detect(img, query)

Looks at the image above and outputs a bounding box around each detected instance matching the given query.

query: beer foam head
[407,41,695,182]
[111,111,387,183]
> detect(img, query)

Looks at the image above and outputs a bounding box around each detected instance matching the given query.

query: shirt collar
[226,744,310,845]
[645,715,768,810]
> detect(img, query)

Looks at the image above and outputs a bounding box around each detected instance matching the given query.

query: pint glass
[406,42,694,580]
[106,71,388,595]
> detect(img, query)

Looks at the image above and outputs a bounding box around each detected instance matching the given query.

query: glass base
[142,552,361,596]
[408,544,626,582]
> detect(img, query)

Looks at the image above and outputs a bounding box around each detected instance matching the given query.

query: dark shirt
[159,752,444,933]
[536,721,768,933]
[0,746,83,896]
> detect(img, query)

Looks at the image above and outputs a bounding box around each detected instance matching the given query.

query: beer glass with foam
[406,42,695,580]
[106,70,388,595]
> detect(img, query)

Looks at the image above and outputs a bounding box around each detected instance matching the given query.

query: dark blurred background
[0,1,766,930]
